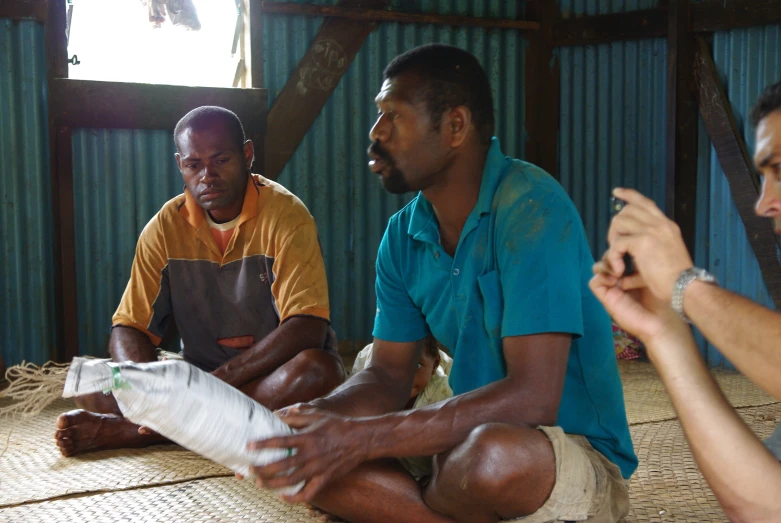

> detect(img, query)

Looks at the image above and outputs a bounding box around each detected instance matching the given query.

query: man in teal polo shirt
[246,44,636,523]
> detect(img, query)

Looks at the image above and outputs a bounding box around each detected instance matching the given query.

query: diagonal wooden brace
[263,0,391,180]
[693,36,781,309]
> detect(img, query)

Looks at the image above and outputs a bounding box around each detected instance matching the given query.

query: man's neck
[423,146,488,253]
[207,203,243,224]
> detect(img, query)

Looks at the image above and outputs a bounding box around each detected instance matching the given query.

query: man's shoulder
[494,160,580,221]
[253,174,315,226]
[141,193,187,237]
[498,160,571,205]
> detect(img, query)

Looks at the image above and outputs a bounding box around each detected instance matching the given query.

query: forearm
[311,365,412,417]
[213,316,327,388]
[360,378,556,461]
[685,281,781,399]
[647,328,781,521]
[109,326,157,362]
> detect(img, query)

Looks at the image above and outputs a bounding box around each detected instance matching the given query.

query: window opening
[66,0,246,88]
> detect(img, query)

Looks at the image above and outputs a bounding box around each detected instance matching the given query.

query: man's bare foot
[54,409,165,457]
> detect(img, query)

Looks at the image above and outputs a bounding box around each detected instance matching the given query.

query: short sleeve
[496,192,585,338]
[112,218,171,345]
[372,226,429,342]
[271,222,331,322]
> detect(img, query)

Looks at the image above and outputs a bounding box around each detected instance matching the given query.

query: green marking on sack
[103,364,131,394]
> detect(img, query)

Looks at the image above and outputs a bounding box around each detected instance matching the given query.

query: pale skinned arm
[604,187,781,400]
[681,281,781,400]
[646,325,781,523]
[590,269,781,523]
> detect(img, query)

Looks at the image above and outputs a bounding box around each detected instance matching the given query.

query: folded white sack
[63,357,303,495]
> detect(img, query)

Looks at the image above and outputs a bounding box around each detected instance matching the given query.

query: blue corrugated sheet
[556,0,667,260]
[693,26,781,368]
[558,38,668,258]
[264,1,527,351]
[72,129,182,356]
[0,20,56,365]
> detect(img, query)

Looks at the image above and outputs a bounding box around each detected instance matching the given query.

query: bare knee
[289,349,345,388]
[426,423,553,517]
[444,424,540,492]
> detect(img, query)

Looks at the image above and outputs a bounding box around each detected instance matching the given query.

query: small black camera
[610,197,636,276]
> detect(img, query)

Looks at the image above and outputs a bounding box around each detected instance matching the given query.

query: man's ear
[444,106,472,148]
[175,152,182,172]
[243,140,255,171]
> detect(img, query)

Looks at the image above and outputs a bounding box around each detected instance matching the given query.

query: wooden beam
[50,79,267,135]
[692,0,781,33]
[694,37,781,309]
[0,0,48,22]
[249,0,262,89]
[45,0,75,362]
[666,0,698,257]
[259,2,540,31]
[552,8,667,47]
[550,0,781,48]
[524,1,560,178]
[263,0,390,180]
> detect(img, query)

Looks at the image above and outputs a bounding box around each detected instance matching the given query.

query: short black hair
[383,44,495,146]
[173,106,246,152]
[423,335,440,360]
[750,80,781,127]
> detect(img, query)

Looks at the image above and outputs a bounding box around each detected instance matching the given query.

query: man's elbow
[290,316,330,348]
[721,498,781,522]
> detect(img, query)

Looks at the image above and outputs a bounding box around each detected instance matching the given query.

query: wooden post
[524,0,559,178]
[694,37,781,309]
[45,0,77,362]
[262,0,391,180]
[665,0,698,256]
[249,0,262,89]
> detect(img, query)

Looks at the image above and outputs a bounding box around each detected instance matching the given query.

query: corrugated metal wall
[0,20,56,365]
[8,2,778,369]
[693,25,781,368]
[72,129,182,357]
[557,0,666,259]
[264,0,527,351]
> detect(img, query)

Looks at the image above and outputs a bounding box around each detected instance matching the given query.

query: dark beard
[368,140,412,194]
[380,167,412,194]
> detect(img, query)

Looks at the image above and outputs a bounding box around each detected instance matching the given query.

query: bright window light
[67,0,242,87]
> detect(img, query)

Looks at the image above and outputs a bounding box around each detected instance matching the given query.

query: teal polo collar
[407,137,507,244]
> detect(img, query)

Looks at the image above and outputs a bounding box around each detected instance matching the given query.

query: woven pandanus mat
[0,399,232,507]
[626,402,781,522]
[619,360,777,425]
[0,476,319,523]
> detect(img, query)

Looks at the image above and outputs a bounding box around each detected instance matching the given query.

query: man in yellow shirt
[55,106,344,456]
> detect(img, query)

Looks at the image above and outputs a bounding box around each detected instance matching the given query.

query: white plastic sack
[62,357,302,495]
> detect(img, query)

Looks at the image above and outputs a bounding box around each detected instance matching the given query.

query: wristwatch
[672,267,718,323]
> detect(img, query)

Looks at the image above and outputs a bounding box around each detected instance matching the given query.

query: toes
[56,436,75,456]
[56,409,91,430]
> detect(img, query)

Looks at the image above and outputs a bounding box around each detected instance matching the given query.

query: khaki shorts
[509,426,629,523]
